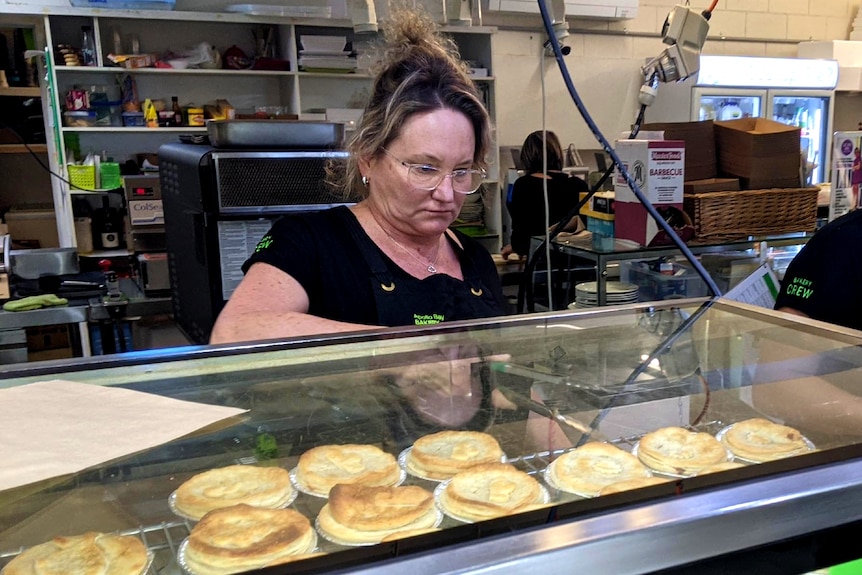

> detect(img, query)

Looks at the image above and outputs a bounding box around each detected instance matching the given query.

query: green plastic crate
[100,162,122,190]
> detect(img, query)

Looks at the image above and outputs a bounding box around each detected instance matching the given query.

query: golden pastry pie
[3,531,148,575]
[720,418,810,462]
[437,463,544,522]
[173,464,294,520]
[547,442,651,497]
[406,430,505,480]
[599,476,669,496]
[316,484,438,545]
[294,444,401,497]
[184,504,316,575]
[637,426,728,476]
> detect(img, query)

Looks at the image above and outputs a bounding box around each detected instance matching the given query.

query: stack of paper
[299,35,357,72]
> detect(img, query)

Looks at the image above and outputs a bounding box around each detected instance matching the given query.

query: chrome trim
[340,459,862,574]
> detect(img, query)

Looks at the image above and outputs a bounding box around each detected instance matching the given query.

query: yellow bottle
[143,98,158,128]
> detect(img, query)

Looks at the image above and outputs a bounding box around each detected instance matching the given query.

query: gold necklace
[371,212,441,273]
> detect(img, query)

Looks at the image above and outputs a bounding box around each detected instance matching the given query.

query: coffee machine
[122,174,169,295]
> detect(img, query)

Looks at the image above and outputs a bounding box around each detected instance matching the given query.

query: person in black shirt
[501,130,588,260]
[210,9,505,345]
[773,209,862,331]
[752,209,862,437]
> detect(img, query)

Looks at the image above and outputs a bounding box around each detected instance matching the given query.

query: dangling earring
[361,176,370,186]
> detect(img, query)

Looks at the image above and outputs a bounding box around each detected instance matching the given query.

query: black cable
[0,121,121,194]
[534,0,723,302]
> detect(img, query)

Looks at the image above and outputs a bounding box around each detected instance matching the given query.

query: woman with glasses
[210,8,506,344]
[501,130,588,261]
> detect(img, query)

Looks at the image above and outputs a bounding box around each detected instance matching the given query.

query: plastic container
[586,216,614,251]
[620,260,708,302]
[63,110,98,127]
[70,0,175,9]
[67,164,96,190]
[122,112,145,127]
[100,162,122,190]
[91,102,123,127]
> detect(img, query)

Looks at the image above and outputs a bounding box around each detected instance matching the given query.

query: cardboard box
[641,121,716,181]
[714,118,801,189]
[683,177,740,194]
[614,140,685,247]
[5,205,59,248]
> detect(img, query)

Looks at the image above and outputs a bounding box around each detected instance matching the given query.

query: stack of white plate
[569,281,639,308]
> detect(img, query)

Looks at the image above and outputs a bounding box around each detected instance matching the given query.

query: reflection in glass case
[2,299,862,574]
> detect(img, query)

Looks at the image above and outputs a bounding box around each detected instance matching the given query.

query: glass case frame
[2,298,862,574]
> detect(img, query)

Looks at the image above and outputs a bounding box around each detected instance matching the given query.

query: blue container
[586,215,614,251]
[70,0,175,9]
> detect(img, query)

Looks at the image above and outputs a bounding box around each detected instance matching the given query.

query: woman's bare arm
[209,262,378,344]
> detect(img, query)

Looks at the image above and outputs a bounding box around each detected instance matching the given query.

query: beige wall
[489,0,862,149]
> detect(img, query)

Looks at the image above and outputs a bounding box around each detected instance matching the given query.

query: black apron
[344,214,501,327]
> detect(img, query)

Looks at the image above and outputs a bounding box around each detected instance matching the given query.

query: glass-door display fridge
[647,55,838,186]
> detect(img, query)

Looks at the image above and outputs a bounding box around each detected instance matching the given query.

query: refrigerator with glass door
[646,55,838,185]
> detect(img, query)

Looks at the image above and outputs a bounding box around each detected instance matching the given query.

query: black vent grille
[214,153,357,210]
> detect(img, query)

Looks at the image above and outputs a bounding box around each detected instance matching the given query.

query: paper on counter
[0,379,248,492]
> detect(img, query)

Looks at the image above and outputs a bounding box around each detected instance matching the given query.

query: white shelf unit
[25,8,500,251]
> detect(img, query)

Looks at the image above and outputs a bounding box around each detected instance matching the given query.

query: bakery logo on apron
[784,276,813,299]
[414,313,444,325]
[254,234,273,252]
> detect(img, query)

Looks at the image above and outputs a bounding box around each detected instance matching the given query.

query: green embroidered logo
[254,235,273,252]
[785,276,813,299]
[414,313,444,325]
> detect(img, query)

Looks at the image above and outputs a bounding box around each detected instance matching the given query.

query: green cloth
[2,294,69,312]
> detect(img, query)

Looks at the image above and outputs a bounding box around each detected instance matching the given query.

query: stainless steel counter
[0,304,89,330]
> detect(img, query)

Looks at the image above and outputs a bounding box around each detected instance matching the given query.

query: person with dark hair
[210,8,506,344]
[501,130,588,260]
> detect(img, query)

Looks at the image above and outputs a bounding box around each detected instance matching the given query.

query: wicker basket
[684,186,819,242]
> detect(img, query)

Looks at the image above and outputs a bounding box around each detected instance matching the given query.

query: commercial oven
[158,142,353,344]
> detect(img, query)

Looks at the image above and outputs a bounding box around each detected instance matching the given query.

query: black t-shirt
[242,206,506,327]
[774,209,862,330]
[507,172,588,256]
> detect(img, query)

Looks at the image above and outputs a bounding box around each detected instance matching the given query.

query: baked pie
[293,444,402,497]
[720,418,810,462]
[437,463,545,522]
[316,484,438,545]
[3,531,148,575]
[172,464,294,520]
[637,426,728,476]
[546,442,651,497]
[405,430,504,481]
[183,504,316,575]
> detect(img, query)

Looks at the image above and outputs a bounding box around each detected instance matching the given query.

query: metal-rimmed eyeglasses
[382,148,486,194]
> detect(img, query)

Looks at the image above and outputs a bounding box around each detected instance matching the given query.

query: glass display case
[2,299,862,574]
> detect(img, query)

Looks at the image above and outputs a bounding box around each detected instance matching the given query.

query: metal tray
[207,120,345,149]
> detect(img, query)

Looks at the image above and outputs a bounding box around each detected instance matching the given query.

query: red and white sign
[614,139,685,247]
